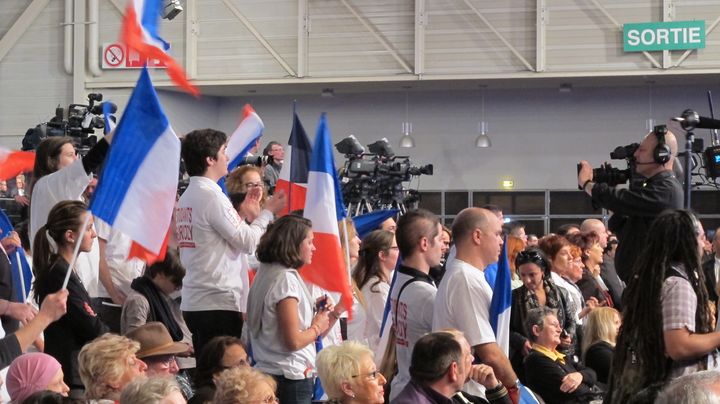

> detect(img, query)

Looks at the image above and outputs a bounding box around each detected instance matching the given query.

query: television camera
[22,93,117,155]
[336,135,433,216]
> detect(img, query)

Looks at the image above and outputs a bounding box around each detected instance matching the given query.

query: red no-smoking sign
[103,44,124,67]
[101,43,167,70]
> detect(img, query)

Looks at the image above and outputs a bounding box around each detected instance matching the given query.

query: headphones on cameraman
[652,125,672,164]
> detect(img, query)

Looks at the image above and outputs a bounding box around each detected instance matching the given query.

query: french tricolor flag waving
[121,0,198,96]
[227,104,264,172]
[90,67,179,263]
[219,104,264,193]
[300,113,353,314]
[276,108,312,216]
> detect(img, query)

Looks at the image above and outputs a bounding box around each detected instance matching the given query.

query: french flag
[121,0,198,96]
[300,113,353,314]
[103,101,117,134]
[0,149,34,181]
[275,108,312,216]
[0,209,32,303]
[227,104,264,172]
[219,104,264,193]
[489,235,512,354]
[490,237,540,403]
[90,67,179,263]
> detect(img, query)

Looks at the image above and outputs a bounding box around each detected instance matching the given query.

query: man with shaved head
[433,208,519,400]
[577,128,683,282]
[580,219,624,310]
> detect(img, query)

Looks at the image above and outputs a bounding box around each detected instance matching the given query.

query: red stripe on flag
[121,6,199,97]
[0,151,34,181]
[127,228,170,264]
[299,232,353,318]
[275,180,307,216]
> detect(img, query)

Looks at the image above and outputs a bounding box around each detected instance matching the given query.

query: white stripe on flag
[111,126,179,253]
[304,171,339,235]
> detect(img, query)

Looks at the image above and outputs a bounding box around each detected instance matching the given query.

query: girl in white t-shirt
[350,230,398,354]
[246,215,335,404]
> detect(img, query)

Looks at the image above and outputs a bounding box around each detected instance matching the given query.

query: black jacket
[524,349,599,404]
[591,171,683,282]
[599,255,624,311]
[36,257,109,388]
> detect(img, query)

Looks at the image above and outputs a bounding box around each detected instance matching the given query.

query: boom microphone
[672,109,720,130]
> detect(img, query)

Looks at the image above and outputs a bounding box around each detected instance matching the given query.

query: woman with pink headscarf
[6,352,69,403]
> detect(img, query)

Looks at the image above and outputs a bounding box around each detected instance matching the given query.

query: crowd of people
[0,125,716,404]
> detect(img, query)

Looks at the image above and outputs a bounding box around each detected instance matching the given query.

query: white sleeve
[454,277,496,347]
[207,196,272,254]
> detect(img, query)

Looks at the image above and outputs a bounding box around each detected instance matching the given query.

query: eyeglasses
[352,370,380,379]
[243,182,263,189]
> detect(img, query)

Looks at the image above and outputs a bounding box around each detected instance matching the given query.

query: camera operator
[577,129,683,283]
[261,141,284,195]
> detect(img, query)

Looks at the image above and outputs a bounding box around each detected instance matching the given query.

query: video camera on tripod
[335,135,433,215]
[22,93,117,155]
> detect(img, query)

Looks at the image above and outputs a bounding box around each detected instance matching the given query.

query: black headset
[652,125,672,164]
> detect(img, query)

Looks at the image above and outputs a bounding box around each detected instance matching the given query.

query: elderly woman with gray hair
[316,341,386,404]
[523,307,601,404]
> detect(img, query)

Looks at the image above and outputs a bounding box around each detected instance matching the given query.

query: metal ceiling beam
[415,0,426,75]
[461,0,534,71]
[662,0,674,68]
[185,0,198,78]
[338,0,413,74]
[298,0,309,78]
[675,15,720,67]
[0,0,50,64]
[586,0,662,69]
[537,0,546,72]
[221,0,297,77]
[109,0,124,13]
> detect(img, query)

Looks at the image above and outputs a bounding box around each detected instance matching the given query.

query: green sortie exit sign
[623,21,705,52]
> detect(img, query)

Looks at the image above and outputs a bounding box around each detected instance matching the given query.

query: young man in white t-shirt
[177,129,285,355]
[433,207,519,401]
[388,209,444,401]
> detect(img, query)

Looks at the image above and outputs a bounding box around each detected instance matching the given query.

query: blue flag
[0,210,31,302]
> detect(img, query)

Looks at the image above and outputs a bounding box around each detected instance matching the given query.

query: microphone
[672,109,720,130]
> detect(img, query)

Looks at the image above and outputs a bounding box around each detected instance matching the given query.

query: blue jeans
[272,375,313,404]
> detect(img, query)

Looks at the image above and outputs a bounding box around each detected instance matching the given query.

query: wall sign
[623,21,705,52]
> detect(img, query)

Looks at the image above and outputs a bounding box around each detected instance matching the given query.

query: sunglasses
[515,249,548,269]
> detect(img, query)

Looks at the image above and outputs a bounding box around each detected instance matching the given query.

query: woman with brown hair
[351,230,399,353]
[567,232,613,307]
[32,200,108,392]
[246,214,338,404]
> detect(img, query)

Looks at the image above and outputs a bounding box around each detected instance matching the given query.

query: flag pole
[341,219,351,282]
[61,211,91,290]
[14,251,25,303]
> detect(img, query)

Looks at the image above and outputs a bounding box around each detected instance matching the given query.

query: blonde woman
[316,341,386,404]
[213,367,278,404]
[78,334,148,401]
[582,307,621,385]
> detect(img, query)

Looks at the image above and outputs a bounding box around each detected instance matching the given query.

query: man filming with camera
[577,127,683,283]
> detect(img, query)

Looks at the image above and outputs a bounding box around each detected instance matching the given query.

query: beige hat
[125,322,190,359]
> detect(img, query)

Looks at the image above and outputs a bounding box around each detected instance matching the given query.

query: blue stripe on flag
[289,112,312,183]
[140,0,170,50]
[489,235,512,339]
[311,113,347,221]
[90,67,169,225]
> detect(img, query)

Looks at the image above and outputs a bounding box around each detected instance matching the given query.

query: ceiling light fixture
[399,88,415,148]
[476,85,491,148]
